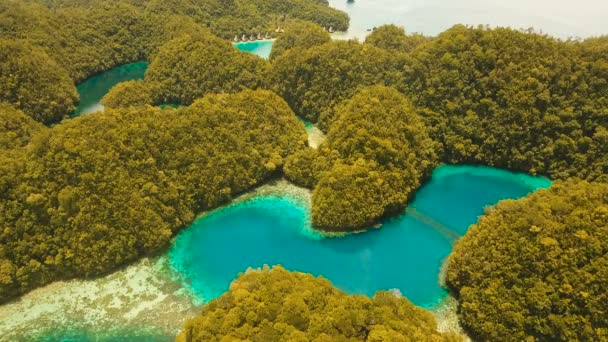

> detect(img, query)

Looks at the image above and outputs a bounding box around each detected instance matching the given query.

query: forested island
[0,0,606,341]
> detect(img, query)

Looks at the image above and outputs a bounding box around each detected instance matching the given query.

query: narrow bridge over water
[405,207,461,243]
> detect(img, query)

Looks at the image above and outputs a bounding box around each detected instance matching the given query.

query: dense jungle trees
[145,33,268,105]
[270,40,408,124]
[446,180,608,341]
[0,103,45,150]
[272,24,606,183]
[405,25,608,182]
[176,266,459,341]
[100,80,155,109]
[285,86,438,230]
[365,24,430,52]
[269,21,331,60]
[0,90,307,302]
[0,0,348,123]
[0,40,78,124]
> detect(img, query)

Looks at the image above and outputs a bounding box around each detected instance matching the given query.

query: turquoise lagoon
[169,165,551,308]
[233,40,274,59]
[30,165,550,341]
[71,42,271,118]
[73,62,148,117]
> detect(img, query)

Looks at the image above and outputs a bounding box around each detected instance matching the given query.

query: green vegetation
[101,80,155,109]
[0,40,78,124]
[269,21,331,60]
[405,25,608,182]
[0,0,348,123]
[446,180,608,341]
[0,90,306,302]
[270,40,407,124]
[176,266,459,341]
[145,32,268,105]
[0,103,45,150]
[285,86,438,230]
[365,24,430,52]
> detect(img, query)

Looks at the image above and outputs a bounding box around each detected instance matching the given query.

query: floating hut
[241,34,248,41]
[328,26,334,33]
[264,32,270,39]
[234,35,239,42]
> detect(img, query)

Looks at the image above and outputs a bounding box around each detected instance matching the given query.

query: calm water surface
[73,62,148,117]
[72,43,269,116]
[233,40,274,59]
[169,165,551,308]
[328,0,608,39]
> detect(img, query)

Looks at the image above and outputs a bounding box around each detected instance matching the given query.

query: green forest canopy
[0,103,46,150]
[446,180,608,341]
[285,86,438,230]
[0,90,306,303]
[0,39,78,124]
[177,266,460,342]
[270,25,607,183]
[404,25,608,182]
[0,4,607,339]
[0,0,348,123]
[269,20,331,60]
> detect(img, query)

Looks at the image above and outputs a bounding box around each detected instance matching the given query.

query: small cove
[73,62,148,117]
[232,40,274,59]
[70,42,272,119]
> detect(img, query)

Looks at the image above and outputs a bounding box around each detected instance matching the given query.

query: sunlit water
[71,43,270,118]
[328,0,608,39]
[232,40,274,59]
[73,62,148,117]
[21,165,550,341]
[169,165,551,308]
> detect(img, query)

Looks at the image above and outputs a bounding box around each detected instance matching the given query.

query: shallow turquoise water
[169,165,551,308]
[34,329,170,342]
[233,40,274,59]
[73,62,148,117]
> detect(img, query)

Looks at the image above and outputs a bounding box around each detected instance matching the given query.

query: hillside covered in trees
[177,266,459,342]
[0,90,306,302]
[446,180,608,341]
[0,1,607,340]
[0,0,347,123]
[285,86,438,230]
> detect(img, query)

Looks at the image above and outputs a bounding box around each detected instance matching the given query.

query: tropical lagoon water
[232,40,274,59]
[71,43,270,117]
[73,62,148,117]
[169,165,551,308]
[328,0,608,40]
[11,165,551,341]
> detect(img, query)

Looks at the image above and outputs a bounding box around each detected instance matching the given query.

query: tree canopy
[145,32,268,105]
[269,21,331,60]
[177,266,460,341]
[285,86,438,230]
[364,24,430,52]
[0,39,78,124]
[270,40,408,124]
[0,0,348,123]
[0,103,45,150]
[0,90,306,302]
[446,180,608,341]
[405,25,608,182]
[101,80,155,109]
